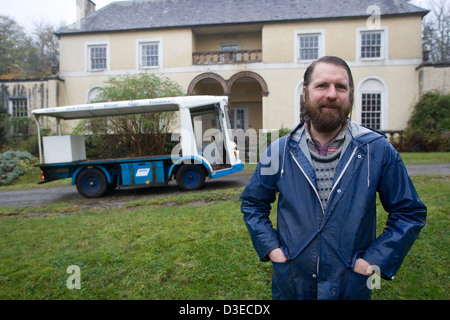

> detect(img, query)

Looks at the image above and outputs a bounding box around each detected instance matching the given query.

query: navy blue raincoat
[240,121,427,300]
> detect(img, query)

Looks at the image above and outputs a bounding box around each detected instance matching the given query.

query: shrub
[0,150,34,186]
[408,91,449,132]
[392,91,450,152]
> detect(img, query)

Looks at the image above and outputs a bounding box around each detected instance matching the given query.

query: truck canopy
[31,96,226,120]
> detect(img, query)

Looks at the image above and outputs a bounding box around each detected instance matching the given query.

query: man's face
[303,62,353,133]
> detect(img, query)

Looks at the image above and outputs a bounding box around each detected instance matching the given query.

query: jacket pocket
[349,267,371,279]
[271,260,297,299]
[341,267,372,300]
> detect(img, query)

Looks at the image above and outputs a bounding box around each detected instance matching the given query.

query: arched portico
[187,71,268,132]
[227,71,269,97]
[187,73,227,95]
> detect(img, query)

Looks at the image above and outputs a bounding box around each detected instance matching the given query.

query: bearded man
[240,56,426,300]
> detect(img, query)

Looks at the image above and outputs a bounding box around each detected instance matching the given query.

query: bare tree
[24,20,63,78]
[422,0,450,63]
[0,16,63,79]
[0,16,28,78]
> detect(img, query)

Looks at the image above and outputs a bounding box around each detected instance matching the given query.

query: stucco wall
[57,14,425,131]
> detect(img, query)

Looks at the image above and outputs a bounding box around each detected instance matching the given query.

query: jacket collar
[283,120,385,171]
[288,120,384,146]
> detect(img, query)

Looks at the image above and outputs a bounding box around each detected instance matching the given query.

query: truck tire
[76,168,108,198]
[176,165,206,191]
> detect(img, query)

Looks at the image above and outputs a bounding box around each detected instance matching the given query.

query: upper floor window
[361,32,381,59]
[88,44,108,71]
[299,34,320,61]
[219,42,242,63]
[357,29,386,61]
[295,30,325,63]
[140,42,160,68]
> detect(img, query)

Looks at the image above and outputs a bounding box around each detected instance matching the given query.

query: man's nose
[325,85,338,100]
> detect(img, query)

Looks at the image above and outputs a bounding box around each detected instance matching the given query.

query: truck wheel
[76,168,108,198]
[176,165,206,191]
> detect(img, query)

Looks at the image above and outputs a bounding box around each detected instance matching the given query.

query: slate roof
[57,0,428,35]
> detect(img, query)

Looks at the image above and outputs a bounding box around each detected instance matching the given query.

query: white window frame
[137,38,162,69]
[295,30,325,64]
[356,27,387,62]
[86,42,110,72]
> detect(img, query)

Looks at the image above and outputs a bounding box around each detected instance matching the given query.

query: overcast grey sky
[0,0,437,33]
[1,0,128,32]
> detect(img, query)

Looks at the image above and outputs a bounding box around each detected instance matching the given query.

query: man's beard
[304,96,352,133]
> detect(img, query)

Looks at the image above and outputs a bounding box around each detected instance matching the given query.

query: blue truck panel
[120,161,166,186]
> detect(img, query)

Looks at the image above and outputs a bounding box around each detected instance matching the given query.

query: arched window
[86,86,103,103]
[357,77,387,130]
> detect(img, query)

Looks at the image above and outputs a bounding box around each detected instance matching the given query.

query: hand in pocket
[269,248,288,263]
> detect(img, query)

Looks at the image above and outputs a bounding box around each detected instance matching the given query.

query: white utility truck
[32,96,243,198]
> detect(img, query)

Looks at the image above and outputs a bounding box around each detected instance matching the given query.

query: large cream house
[54,0,430,132]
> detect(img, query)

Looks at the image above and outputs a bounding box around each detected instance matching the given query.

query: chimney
[76,0,96,21]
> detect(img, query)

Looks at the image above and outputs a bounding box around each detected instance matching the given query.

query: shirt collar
[305,120,348,156]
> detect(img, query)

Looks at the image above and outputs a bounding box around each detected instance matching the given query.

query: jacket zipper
[289,146,359,279]
[329,146,358,196]
[290,150,325,214]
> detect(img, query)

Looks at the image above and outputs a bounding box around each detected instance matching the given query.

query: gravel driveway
[0,164,448,209]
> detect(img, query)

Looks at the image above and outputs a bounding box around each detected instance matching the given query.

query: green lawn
[400,152,450,165]
[372,174,449,300]
[0,187,272,300]
[0,152,448,300]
